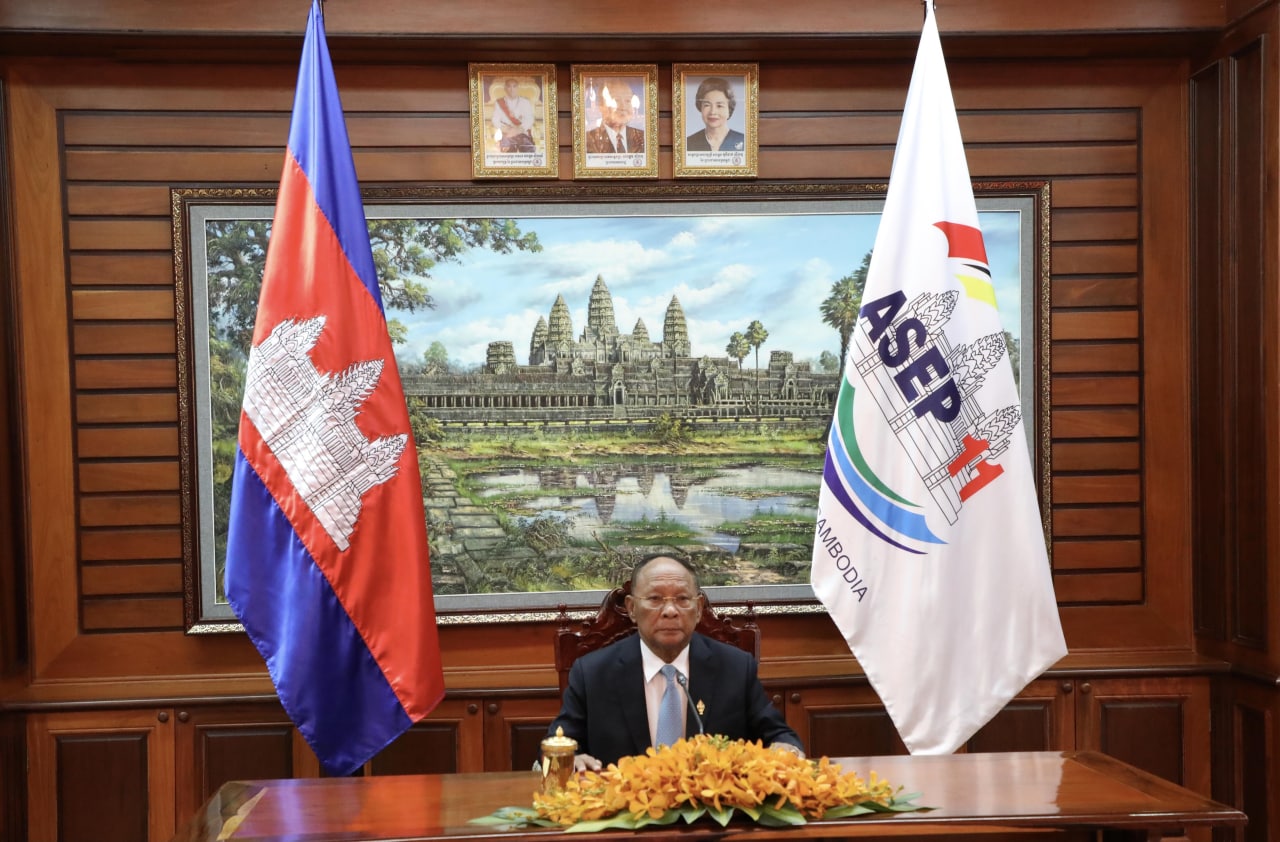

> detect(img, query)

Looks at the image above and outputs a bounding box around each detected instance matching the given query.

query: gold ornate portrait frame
[570,64,659,179]
[468,63,559,179]
[672,63,760,179]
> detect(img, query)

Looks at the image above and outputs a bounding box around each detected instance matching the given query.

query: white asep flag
[810,3,1066,755]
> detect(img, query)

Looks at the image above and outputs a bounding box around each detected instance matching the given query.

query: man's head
[625,555,703,662]
[598,79,637,132]
[504,78,520,98]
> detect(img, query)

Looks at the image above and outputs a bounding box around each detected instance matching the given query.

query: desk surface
[171,751,1245,842]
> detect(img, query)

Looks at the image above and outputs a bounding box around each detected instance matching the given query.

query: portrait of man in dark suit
[583,77,645,155]
[547,555,804,770]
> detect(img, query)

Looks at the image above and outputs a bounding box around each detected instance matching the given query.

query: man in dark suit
[583,78,644,155]
[547,555,804,770]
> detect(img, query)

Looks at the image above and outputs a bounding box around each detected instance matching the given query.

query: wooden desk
[171,751,1244,842]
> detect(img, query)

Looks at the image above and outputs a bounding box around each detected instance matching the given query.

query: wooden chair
[554,581,760,694]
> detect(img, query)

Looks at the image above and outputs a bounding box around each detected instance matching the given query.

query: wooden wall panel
[0,48,1199,691]
[57,70,1153,618]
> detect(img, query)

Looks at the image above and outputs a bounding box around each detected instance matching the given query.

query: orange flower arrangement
[473,734,925,832]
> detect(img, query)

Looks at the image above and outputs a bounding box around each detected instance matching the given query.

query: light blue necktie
[655,664,684,747]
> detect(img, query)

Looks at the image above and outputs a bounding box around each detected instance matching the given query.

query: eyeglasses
[636,594,700,612]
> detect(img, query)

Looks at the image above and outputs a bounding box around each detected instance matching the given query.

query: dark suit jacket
[686,128,745,152]
[548,632,803,766]
[584,125,644,154]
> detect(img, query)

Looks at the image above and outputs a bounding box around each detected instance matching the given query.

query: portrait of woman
[686,76,745,153]
[673,63,758,178]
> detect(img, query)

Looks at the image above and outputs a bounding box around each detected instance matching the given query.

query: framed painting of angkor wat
[173,182,1049,631]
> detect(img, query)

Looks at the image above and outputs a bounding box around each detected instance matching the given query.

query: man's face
[600,85,635,132]
[626,558,702,662]
[504,81,519,98]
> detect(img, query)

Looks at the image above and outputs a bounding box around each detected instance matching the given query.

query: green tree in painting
[745,319,769,411]
[725,331,750,370]
[819,251,870,381]
[818,350,840,374]
[204,216,541,601]
[422,340,451,375]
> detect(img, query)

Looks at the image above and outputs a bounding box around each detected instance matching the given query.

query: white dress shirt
[639,640,690,746]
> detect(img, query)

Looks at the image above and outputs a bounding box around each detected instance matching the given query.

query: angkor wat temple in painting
[401,276,841,427]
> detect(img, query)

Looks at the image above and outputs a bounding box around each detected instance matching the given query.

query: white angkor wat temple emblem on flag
[242,316,406,551]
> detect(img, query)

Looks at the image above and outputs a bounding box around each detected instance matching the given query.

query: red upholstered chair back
[554,581,760,694]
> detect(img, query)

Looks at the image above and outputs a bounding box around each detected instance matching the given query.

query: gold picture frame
[672,63,759,179]
[171,181,1049,631]
[571,64,659,179]
[468,63,559,179]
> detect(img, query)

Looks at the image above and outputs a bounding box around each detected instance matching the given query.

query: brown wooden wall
[0,51,1198,700]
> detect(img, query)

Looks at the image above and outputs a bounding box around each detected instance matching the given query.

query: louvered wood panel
[76,394,177,424]
[1051,375,1140,405]
[1053,474,1142,504]
[80,528,182,561]
[80,495,180,528]
[1051,343,1139,372]
[71,289,173,320]
[69,254,174,286]
[74,359,176,390]
[1052,571,1143,603]
[38,57,1182,652]
[82,563,183,596]
[77,427,178,458]
[1052,310,1140,340]
[1051,176,1139,207]
[1053,539,1142,570]
[67,219,172,251]
[1052,277,1139,307]
[1052,441,1140,471]
[1053,243,1139,274]
[65,184,172,216]
[1051,208,1140,241]
[1053,505,1141,536]
[74,324,175,355]
[82,597,184,631]
[1052,407,1140,437]
[79,462,179,493]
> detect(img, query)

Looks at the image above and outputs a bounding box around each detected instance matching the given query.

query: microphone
[675,672,705,736]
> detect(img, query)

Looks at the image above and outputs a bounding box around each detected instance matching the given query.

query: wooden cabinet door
[783,685,908,759]
[965,678,1074,753]
[173,703,313,823]
[27,709,175,842]
[483,696,561,772]
[367,697,484,775]
[1075,676,1211,796]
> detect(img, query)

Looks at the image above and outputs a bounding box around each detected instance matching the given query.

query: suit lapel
[686,634,719,738]
[613,635,652,753]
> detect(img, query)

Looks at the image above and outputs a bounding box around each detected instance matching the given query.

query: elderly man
[584,78,644,155]
[547,554,804,770]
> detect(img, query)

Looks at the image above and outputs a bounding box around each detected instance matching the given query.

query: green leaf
[633,810,681,828]
[706,806,735,827]
[468,806,558,828]
[565,814,639,833]
[758,803,808,826]
[679,805,706,824]
[823,803,876,819]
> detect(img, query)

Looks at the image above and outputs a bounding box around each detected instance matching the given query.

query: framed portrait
[468,63,558,179]
[173,181,1048,631]
[672,63,759,179]
[571,64,659,179]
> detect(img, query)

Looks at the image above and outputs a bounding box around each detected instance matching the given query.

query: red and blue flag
[225,0,445,776]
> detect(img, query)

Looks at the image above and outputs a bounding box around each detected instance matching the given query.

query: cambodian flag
[225,0,445,776]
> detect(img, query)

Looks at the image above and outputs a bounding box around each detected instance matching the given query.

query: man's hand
[574,753,603,772]
[772,742,806,759]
